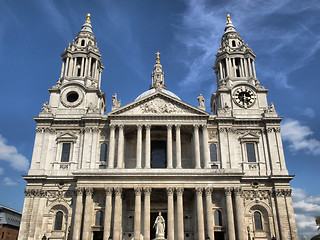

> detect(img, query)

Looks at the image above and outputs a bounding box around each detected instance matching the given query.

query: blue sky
[0,0,319,238]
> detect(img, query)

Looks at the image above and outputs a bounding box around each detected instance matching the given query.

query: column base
[153,237,166,240]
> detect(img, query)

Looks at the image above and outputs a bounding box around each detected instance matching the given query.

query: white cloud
[292,188,320,239]
[0,135,29,171]
[281,119,320,155]
[3,177,17,186]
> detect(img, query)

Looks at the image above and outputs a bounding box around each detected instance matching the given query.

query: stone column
[248,58,252,77]
[240,58,245,77]
[84,57,88,77]
[196,187,205,240]
[284,189,299,240]
[144,188,152,240]
[81,57,85,77]
[275,189,289,240]
[252,60,257,78]
[225,188,235,240]
[18,190,32,240]
[113,187,122,240]
[88,57,92,77]
[167,187,175,240]
[202,125,210,169]
[205,187,214,240]
[175,125,182,169]
[82,188,94,240]
[193,125,201,169]
[225,58,229,77]
[104,187,113,240]
[234,188,245,240]
[72,57,77,76]
[176,187,184,240]
[219,61,223,79]
[232,58,236,77]
[60,60,65,78]
[167,124,173,168]
[108,125,116,169]
[72,188,84,240]
[28,190,41,238]
[68,57,74,76]
[134,188,142,240]
[117,124,124,169]
[136,125,143,169]
[65,57,70,77]
[145,125,151,169]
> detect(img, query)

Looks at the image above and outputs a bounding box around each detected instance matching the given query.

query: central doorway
[151,141,166,168]
[150,212,167,238]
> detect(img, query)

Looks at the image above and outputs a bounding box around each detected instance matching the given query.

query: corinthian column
[202,125,210,169]
[117,124,124,168]
[205,187,214,240]
[225,188,235,240]
[104,187,113,240]
[176,187,184,240]
[144,187,152,240]
[234,188,245,240]
[145,125,151,169]
[193,125,201,169]
[113,187,122,240]
[167,124,173,168]
[73,188,84,240]
[167,187,175,240]
[136,125,143,169]
[108,125,116,169]
[134,188,142,240]
[82,188,94,240]
[175,125,182,169]
[196,187,205,240]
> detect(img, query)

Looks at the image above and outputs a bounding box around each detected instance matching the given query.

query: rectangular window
[61,143,71,162]
[210,144,218,162]
[246,143,256,162]
[100,143,108,162]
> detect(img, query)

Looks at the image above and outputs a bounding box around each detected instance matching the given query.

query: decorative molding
[208,130,217,139]
[274,189,292,197]
[243,190,270,200]
[139,98,190,114]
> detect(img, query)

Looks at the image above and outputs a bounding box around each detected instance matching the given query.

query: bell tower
[44,13,106,118]
[210,14,270,118]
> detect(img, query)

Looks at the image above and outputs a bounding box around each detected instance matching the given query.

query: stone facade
[18,14,298,240]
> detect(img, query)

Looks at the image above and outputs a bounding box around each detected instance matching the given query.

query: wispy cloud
[174,0,320,90]
[292,188,320,239]
[281,119,320,155]
[0,135,29,171]
[3,177,17,186]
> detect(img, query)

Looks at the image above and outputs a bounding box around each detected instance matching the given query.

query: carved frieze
[243,190,270,200]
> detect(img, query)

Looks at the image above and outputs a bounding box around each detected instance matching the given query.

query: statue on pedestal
[153,212,165,239]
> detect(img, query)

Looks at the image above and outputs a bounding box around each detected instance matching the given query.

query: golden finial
[86,13,91,23]
[155,51,161,64]
[227,14,231,23]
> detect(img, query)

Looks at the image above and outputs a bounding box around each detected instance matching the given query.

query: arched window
[214,210,222,226]
[100,143,108,162]
[232,40,236,47]
[54,211,63,230]
[81,40,85,46]
[95,210,104,226]
[254,211,263,230]
[210,144,218,162]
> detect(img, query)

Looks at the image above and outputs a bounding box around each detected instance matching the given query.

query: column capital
[196,187,203,196]
[205,187,213,196]
[85,187,94,196]
[145,124,151,130]
[175,124,181,129]
[224,187,232,196]
[109,124,116,130]
[193,124,200,129]
[134,187,143,196]
[144,187,152,196]
[105,187,113,196]
[176,187,184,196]
[201,124,208,130]
[167,187,174,196]
[166,124,173,129]
[234,187,243,197]
[118,124,124,129]
[76,187,85,196]
[137,124,143,130]
[114,187,122,196]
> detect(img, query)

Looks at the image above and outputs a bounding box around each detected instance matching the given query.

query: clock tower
[211,14,269,118]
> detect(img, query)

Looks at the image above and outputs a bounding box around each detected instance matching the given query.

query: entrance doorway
[151,141,166,168]
[93,231,103,240]
[150,212,167,238]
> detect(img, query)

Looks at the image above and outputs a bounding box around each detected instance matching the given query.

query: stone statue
[153,212,165,239]
[112,93,121,110]
[197,94,205,110]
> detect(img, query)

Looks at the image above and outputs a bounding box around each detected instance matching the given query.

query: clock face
[232,86,256,108]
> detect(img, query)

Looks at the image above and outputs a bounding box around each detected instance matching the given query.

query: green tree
[311,216,320,240]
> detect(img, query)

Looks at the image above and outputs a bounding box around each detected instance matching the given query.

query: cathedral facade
[18,14,298,240]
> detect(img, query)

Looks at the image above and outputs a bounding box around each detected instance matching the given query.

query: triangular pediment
[109,91,209,116]
[56,132,78,142]
[239,132,260,142]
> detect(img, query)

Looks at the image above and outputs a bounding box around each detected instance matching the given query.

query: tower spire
[85,13,91,23]
[150,51,166,90]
